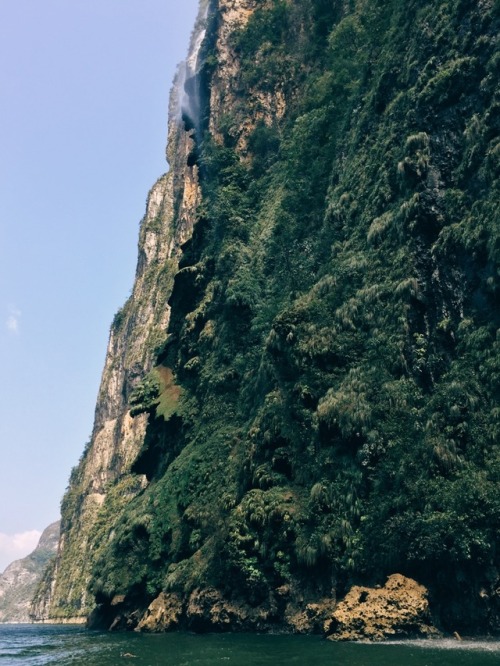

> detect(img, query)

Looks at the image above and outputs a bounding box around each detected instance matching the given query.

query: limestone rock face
[135,592,183,632]
[0,522,59,623]
[34,4,205,623]
[209,0,286,151]
[209,0,257,143]
[185,588,252,631]
[325,574,439,641]
[38,170,180,620]
[185,587,283,632]
[285,598,337,635]
[37,0,292,628]
[135,587,282,634]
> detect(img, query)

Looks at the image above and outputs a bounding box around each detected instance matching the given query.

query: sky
[0,0,200,573]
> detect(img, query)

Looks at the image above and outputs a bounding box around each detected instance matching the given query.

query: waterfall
[178,0,210,132]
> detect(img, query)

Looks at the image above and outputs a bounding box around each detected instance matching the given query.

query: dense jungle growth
[50,0,499,635]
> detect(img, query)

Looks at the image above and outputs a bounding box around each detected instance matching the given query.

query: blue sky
[0,0,199,571]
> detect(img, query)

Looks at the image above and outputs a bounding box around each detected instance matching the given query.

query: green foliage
[232,1,291,90]
[219,488,296,601]
[129,366,182,420]
[129,371,161,417]
[65,0,500,633]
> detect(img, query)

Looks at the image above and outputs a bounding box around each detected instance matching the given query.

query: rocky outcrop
[131,587,336,635]
[92,576,438,639]
[38,167,179,620]
[133,587,278,633]
[209,0,286,151]
[0,522,59,623]
[325,575,439,641]
[284,597,337,635]
[135,592,183,632]
[185,587,278,632]
[208,0,257,144]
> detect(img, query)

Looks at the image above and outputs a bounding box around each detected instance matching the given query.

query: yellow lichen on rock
[325,574,439,641]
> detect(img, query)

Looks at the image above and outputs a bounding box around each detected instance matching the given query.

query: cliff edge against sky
[34,0,499,637]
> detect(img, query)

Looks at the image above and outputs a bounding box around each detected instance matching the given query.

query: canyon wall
[36,0,499,636]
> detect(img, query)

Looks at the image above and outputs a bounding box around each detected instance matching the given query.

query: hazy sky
[0,0,200,572]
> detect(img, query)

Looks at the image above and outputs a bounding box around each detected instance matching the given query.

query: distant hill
[0,522,59,623]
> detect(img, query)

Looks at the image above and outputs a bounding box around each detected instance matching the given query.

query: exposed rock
[325,574,439,641]
[208,0,286,152]
[184,587,281,632]
[208,0,257,144]
[136,592,183,632]
[133,586,338,635]
[0,522,59,623]
[285,598,337,634]
[186,588,250,631]
[36,1,206,622]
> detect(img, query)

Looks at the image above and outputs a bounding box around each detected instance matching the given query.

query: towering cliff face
[32,2,207,622]
[41,0,499,636]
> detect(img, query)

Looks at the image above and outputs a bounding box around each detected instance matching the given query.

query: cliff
[30,2,207,622]
[0,522,59,623]
[39,0,499,637]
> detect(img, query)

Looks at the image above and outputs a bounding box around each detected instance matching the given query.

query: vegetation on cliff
[55,0,499,635]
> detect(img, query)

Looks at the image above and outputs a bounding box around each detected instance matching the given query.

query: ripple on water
[385,638,500,652]
[2,626,500,666]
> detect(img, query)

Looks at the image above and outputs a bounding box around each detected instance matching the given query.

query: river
[1,624,500,665]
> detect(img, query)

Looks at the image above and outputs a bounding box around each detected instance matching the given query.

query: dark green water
[1,625,500,666]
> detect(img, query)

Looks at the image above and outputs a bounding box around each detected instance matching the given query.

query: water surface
[1,624,500,665]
